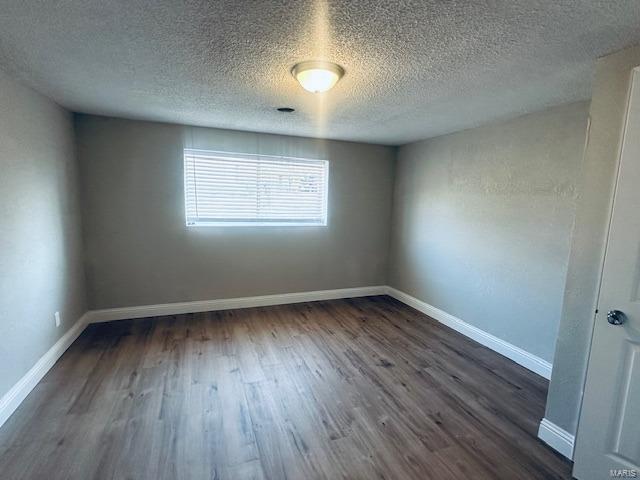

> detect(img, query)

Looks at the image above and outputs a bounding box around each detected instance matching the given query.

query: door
[573,67,640,479]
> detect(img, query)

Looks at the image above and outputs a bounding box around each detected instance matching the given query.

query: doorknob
[607,310,627,326]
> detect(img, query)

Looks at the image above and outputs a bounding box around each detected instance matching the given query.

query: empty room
[1,1,640,479]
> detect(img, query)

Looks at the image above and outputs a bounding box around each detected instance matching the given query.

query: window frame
[183,149,329,228]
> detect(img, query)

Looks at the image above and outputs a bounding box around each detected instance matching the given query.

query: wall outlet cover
[54,311,61,327]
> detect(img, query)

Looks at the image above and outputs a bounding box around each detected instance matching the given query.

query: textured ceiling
[1,1,639,145]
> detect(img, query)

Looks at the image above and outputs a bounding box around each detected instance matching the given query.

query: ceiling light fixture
[291,61,344,93]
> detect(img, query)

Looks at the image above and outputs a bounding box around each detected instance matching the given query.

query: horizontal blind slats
[184,150,328,226]
[187,162,325,172]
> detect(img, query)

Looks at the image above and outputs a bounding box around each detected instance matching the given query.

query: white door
[573,67,640,479]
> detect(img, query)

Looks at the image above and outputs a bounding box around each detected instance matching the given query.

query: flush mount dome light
[291,61,344,93]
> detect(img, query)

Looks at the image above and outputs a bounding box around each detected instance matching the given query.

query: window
[184,149,329,227]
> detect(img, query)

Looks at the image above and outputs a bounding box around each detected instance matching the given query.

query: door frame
[572,64,640,464]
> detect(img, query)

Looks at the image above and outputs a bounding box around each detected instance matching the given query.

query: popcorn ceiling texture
[0,0,639,145]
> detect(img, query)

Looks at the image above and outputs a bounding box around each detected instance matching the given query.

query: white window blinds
[184,149,329,226]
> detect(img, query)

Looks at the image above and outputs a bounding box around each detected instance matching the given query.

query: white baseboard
[0,313,89,429]
[538,417,575,459]
[385,287,553,379]
[86,286,387,324]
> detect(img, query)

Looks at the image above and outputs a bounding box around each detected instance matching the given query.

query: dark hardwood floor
[0,296,573,479]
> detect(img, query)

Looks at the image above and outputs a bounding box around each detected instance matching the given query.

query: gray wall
[389,102,589,363]
[545,45,640,435]
[76,115,395,309]
[0,69,86,399]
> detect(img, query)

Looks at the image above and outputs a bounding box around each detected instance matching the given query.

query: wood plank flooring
[0,296,573,479]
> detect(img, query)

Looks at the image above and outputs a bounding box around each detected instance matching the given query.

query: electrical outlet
[55,311,61,327]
